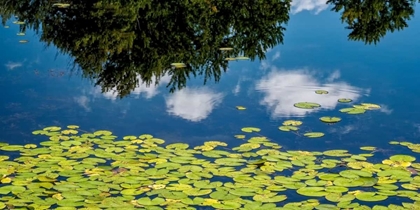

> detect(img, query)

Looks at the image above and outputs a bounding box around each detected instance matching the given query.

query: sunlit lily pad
[282,120,303,126]
[360,103,381,110]
[279,126,298,132]
[297,187,328,197]
[236,106,246,110]
[219,47,233,51]
[355,192,388,201]
[294,102,321,109]
[315,90,328,94]
[241,127,261,133]
[389,155,416,162]
[339,107,366,114]
[137,197,165,205]
[212,201,241,209]
[304,132,325,138]
[338,98,352,103]
[319,117,341,123]
[171,63,187,68]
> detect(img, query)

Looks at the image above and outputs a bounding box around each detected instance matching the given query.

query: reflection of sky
[1,4,420,150]
[256,68,364,118]
[165,88,223,122]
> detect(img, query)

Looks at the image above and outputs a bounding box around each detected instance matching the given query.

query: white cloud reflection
[5,62,23,70]
[256,68,365,118]
[74,96,90,111]
[93,74,171,100]
[165,88,223,122]
[291,0,329,14]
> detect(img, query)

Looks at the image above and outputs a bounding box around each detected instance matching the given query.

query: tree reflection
[326,0,417,44]
[0,0,418,98]
[0,0,291,98]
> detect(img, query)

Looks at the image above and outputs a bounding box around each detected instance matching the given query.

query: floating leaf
[279,126,298,132]
[360,103,381,110]
[339,107,366,114]
[236,106,246,110]
[241,127,261,133]
[282,120,303,126]
[356,192,388,202]
[219,47,233,51]
[294,102,321,109]
[297,187,328,197]
[171,63,187,68]
[137,197,165,206]
[315,90,328,94]
[389,155,416,162]
[304,132,325,138]
[319,117,341,123]
[338,98,352,103]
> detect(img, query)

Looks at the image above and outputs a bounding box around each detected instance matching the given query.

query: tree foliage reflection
[0,0,418,98]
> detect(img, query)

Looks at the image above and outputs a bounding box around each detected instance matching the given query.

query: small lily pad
[241,127,261,133]
[355,192,388,202]
[294,102,321,109]
[315,90,328,94]
[282,120,303,126]
[171,63,187,68]
[319,117,341,123]
[236,106,246,110]
[338,98,352,103]
[304,132,325,138]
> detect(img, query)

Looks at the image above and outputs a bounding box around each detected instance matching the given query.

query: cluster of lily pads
[0,125,419,210]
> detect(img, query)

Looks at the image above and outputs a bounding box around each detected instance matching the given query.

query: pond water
[1,1,420,210]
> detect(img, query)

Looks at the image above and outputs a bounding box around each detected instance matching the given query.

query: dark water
[1,1,420,209]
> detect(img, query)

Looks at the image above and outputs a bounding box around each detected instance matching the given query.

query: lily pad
[319,117,341,123]
[137,197,165,206]
[241,127,261,133]
[338,98,352,103]
[355,192,388,202]
[304,132,325,138]
[294,102,321,109]
[315,90,329,94]
[389,155,416,162]
[279,126,298,132]
[236,106,246,110]
[282,120,303,126]
[339,107,366,114]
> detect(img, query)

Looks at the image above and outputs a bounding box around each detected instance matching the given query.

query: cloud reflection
[165,88,223,122]
[5,61,23,70]
[256,68,364,118]
[291,0,328,14]
[93,74,171,100]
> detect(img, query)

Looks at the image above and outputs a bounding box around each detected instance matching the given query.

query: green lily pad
[241,127,261,133]
[304,132,325,138]
[389,155,416,162]
[294,102,321,109]
[171,63,187,68]
[315,90,328,94]
[279,126,298,132]
[137,197,165,205]
[212,201,242,209]
[355,192,388,202]
[338,98,352,103]
[339,107,366,114]
[296,187,328,197]
[319,117,341,123]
